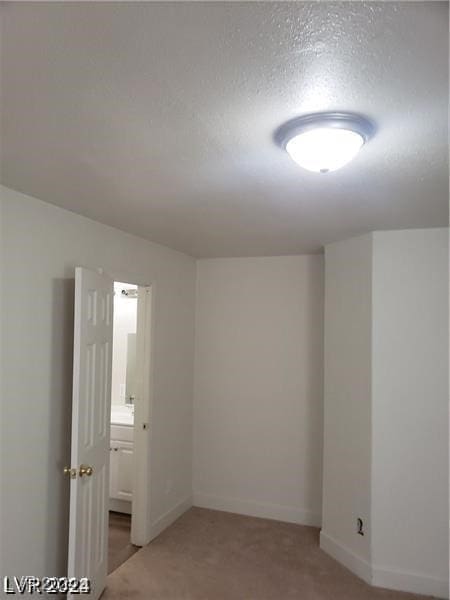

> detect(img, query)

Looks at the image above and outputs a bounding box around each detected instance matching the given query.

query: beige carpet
[103,507,430,599]
[108,511,139,574]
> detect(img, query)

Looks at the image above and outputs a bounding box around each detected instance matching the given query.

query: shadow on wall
[45,278,74,578]
[303,258,324,517]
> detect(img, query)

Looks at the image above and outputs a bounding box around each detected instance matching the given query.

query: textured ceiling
[1,2,448,257]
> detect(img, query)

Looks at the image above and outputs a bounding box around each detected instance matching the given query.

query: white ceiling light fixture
[275,112,375,173]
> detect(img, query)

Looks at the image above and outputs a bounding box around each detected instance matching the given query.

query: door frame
[109,275,155,548]
[130,283,153,546]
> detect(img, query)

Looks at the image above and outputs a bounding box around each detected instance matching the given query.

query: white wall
[321,229,449,599]
[0,186,196,582]
[193,256,324,526]
[321,235,373,576]
[371,229,448,596]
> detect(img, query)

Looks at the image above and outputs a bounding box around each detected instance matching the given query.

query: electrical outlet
[357,518,364,536]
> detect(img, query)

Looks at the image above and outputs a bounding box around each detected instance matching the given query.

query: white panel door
[68,267,113,600]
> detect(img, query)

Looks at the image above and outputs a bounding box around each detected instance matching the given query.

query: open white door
[67,267,113,599]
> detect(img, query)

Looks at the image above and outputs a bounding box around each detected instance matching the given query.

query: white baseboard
[320,531,449,599]
[148,495,193,542]
[320,530,372,585]
[372,565,449,599]
[193,491,321,527]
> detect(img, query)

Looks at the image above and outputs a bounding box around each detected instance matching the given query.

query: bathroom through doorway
[108,281,153,573]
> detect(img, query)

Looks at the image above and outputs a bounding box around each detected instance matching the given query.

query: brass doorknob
[63,467,77,479]
[79,464,94,477]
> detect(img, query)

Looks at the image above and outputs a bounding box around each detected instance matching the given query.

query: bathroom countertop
[111,406,134,427]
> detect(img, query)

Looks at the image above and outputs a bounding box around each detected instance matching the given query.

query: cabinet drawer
[110,424,133,442]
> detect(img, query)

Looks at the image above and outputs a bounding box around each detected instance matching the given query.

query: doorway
[67,268,153,598]
[108,281,152,574]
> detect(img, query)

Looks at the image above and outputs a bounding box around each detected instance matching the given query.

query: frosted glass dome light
[275,112,374,173]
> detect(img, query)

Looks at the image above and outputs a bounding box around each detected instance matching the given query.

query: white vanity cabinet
[109,424,134,513]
